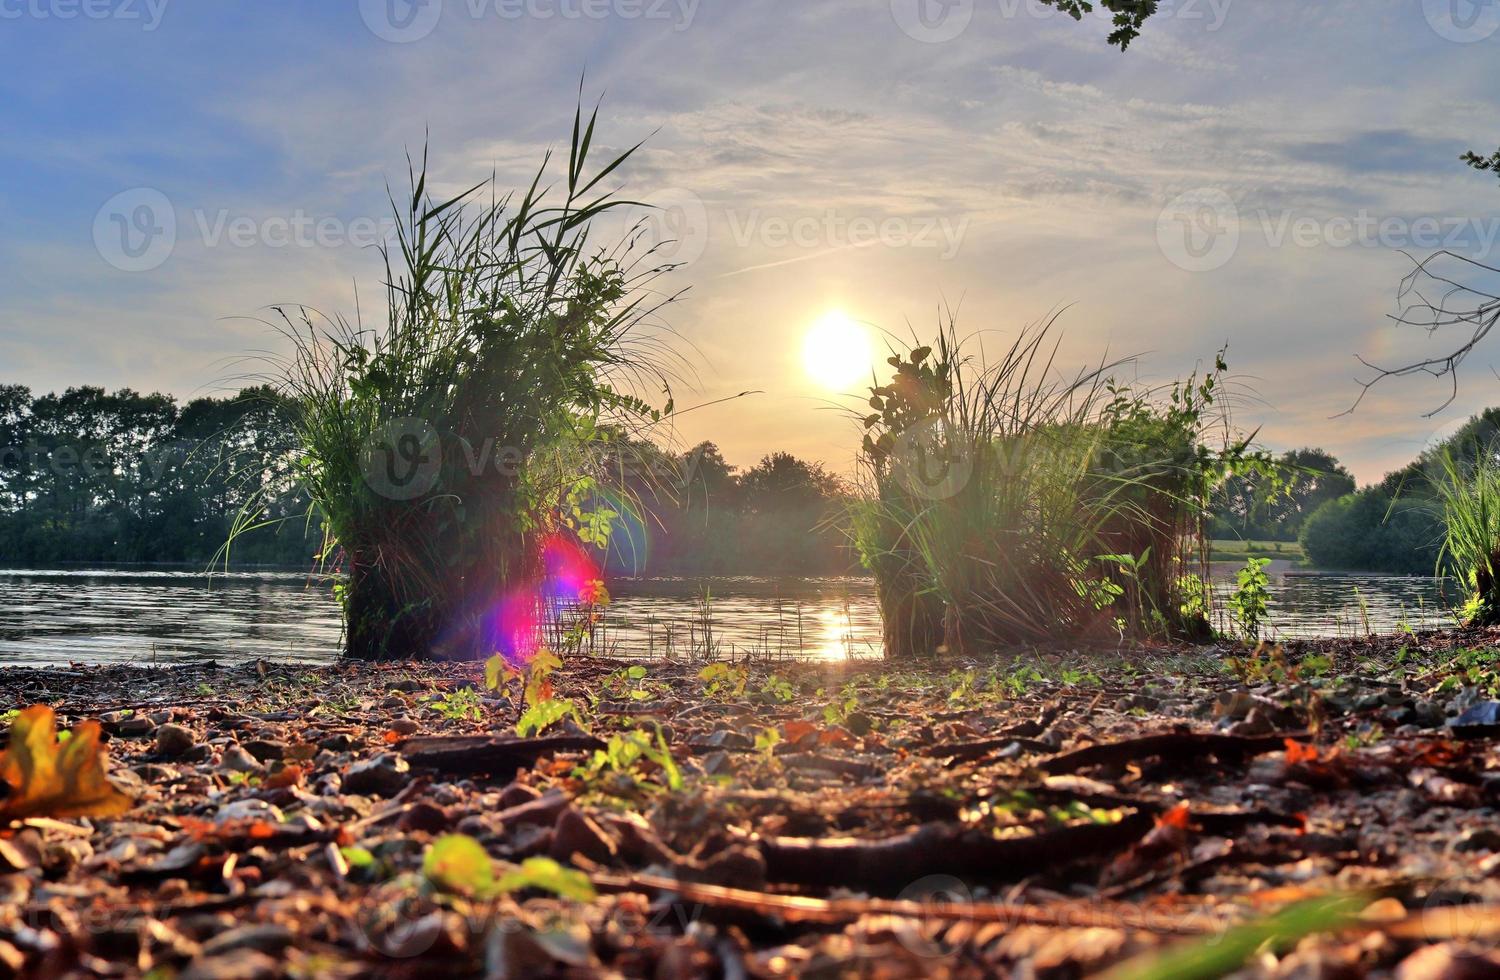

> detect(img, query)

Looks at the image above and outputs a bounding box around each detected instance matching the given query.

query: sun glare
[802,311,873,392]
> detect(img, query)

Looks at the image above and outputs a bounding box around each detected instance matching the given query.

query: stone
[343,754,410,797]
[550,806,617,864]
[220,746,263,774]
[318,733,356,752]
[1453,827,1500,853]
[200,924,294,957]
[115,716,156,737]
[213,799,283,825]
[155,724,195,758]
[688,730,754,752]
[241,739,286,763]
[181,950,279,980]
[498,781,543,809]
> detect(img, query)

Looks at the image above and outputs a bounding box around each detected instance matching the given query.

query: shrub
[850,317,1254,655]
[239,105,676,660]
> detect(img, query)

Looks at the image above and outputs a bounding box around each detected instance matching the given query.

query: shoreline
[1,635,1498,974]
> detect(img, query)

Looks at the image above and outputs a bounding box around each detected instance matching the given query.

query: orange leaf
[383,730,402,744]
[818,726,856,748]
[1156,801,1191,829]
[264,765,305,789]
[782,721,818,745]
[1284,739,1319,765]
[0,706,134,821]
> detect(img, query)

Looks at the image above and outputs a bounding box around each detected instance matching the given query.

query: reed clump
[237,105,677,660]
[851,317,1253,657]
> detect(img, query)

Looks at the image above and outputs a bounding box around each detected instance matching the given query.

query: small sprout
[495,856,596,902]
[423,834,495,897]
[698,662,747,699]
[516,698,577,738]
[429,687,484,723]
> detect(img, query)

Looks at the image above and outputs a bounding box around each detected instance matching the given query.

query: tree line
[0,385,855,576]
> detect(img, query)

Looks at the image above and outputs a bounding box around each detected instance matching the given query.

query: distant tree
[740,453,843,510]
[1300,489,1442,575]
[1214,447,1354,540]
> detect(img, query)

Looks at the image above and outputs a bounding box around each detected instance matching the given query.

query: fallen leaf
[783,721,818,745]
[1284,739,1319,765]
[264,765,305,789]
[1156,802,1192,830]
[0,705,134,821]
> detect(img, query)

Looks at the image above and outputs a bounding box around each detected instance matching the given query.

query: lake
[0,564,1463,665]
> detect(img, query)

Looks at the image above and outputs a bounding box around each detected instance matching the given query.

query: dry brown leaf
[0,705,134,821]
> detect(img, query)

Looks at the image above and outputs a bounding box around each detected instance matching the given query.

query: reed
[850,315,1239,656]
[234,103,678,660]
[1433,445,1500,626]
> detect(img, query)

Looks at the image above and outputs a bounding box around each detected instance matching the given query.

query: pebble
[115,716,156,737]
[200,924,294,958]
[220,746,263,774]
[318,733,356,752]
[343,753,410,797]
[241,739,287,763]
[213,799,283,825]
[181,950,279,980]
[551,806,618,864]
[155,724,196,758]
[388,717,421,736]
[688,730,754,751]
[1452,827,1500,853]
[498,781,542,809]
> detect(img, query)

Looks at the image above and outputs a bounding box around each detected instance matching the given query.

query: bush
[1299,489,1442,574]
[851,318,1248,655]
[249,106,675,660]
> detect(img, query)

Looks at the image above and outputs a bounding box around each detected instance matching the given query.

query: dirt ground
[2,630,1499,978]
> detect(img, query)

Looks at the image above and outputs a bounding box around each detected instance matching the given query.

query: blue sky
[2,0,1499,481]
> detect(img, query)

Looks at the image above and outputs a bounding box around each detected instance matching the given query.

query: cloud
[2,0,1498,480]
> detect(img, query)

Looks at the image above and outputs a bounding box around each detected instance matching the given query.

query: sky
[2,0,1498,484]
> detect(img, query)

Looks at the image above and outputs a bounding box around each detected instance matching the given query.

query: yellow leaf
[0,706,134,821]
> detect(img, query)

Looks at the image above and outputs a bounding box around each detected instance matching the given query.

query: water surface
[0,565,1465,665]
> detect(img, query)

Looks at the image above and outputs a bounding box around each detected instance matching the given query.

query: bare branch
[1343,250,1500,417]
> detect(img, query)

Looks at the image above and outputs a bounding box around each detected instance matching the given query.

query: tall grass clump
[851,316,1255,657]
[1433,445,1500,626]
[234,105,679,660]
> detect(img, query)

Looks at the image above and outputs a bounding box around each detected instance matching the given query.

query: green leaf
[495,856,597,902]
[423,834,495,897]
[484,654,506,692]
[1101,895,1366,980]
[516,698,574,738]
[340,846,375,869]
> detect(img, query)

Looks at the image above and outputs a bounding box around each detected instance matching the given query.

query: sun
[802,311,873,391]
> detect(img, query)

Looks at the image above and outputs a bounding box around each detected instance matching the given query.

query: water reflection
[1209,567,1460,640]
[0,566,1469,666]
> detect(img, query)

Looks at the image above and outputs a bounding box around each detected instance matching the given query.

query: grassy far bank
[1209,539,1305,564]
[1,633,1498,977]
